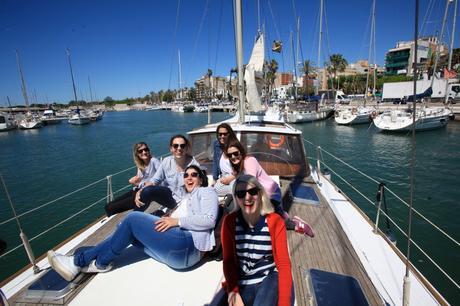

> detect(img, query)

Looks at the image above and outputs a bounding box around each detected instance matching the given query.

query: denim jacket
[212,140,222,181]
[179,186,218,252]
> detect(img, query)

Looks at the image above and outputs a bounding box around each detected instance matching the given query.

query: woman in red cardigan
[211,174,293,306]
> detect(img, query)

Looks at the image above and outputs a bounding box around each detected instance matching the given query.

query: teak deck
[9,179,383,305]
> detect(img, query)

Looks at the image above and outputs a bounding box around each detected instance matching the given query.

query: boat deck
[8,179,384,305]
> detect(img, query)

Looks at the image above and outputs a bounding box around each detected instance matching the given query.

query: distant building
[194,75,229,101]
[385,36,447,76]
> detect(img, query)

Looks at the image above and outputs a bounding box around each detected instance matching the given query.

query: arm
[179,187,218,230]
[221,214,240,294]
[242,156,260,177]
[148,158,166,184]
[129,169,143,185]
[270,215,293,306]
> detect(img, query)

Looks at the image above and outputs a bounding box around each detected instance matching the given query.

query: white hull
[18,118,42,130]
[68,115,91,125]
[335,107,374,125]
[286,108,332,123]
[0,114,17,131]
[373,107,450,132]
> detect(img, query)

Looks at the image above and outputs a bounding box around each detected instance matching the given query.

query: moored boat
[335,106,375,125]
[0,112,17,131]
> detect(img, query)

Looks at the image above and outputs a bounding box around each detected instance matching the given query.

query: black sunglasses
[226,151,240,158]
[172,143,187,149]
[218,132,229,137]
[183,172,199,178]
[235,187,259,199]
[137,148,150,154]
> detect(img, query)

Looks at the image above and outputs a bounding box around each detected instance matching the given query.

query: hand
[134,190,145,208]
[228,292,244,306]
[155,217,179,232]
[220,175,235,185]
[129,176,142,185]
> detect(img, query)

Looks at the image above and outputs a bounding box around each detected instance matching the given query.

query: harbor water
[0,110,459,303]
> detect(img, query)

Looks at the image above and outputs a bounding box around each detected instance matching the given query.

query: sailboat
[335,0,377,125]
[374,0,455,132]
[0,1,452,305]
[15,50,43,130]
[66,49,91,125]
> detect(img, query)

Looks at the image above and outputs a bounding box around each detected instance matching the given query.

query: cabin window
[189,133,215,174]
[0,117,5,124]
[452,86,460,93]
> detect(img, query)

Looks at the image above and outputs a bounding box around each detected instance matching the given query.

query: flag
[444,68,457,79]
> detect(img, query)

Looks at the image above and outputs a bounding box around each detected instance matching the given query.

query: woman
[104,142,161,216]
[217,175,293,306]
[135,134,199,210]
[212,123,238,196]
[225,139,314,237]
[47,165,218,282]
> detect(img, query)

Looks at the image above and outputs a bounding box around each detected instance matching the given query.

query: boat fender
[334,111,339,117]
[371,111,377,119]
[352,108,357,115]
[267,135,286,148]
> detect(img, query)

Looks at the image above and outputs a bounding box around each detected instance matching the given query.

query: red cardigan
[221,212,293,306]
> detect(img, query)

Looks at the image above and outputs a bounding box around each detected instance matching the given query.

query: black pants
[104,189,147,217]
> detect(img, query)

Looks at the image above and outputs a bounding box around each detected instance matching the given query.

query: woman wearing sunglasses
[212,123,238,196]
[213,174,293,306]
[135,134,200,211]
[47,165,218,281]
[104,142,161,216]
[225,139,314,238]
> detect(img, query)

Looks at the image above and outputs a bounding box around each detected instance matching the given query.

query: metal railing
[302,138,460,292]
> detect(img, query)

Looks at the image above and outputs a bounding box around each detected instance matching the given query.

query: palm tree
[302,59,313,97]
[329,54,348,89]
[265,59,278,99]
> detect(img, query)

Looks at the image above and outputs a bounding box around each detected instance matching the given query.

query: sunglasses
[226,151,240,158]
[172,143,187,149]
[183,172,199,178]
[218,132,229,137]
[235,187,259,199]
[137,148,150,154]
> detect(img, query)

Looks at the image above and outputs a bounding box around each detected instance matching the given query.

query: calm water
[0,111,458,303]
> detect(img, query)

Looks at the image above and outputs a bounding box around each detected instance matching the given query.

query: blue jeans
[209,271,294,306]
[140,185,177,209]
[74,211,201,269]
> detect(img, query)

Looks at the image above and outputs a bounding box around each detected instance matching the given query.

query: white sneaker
[81,260,113,273]
[47,250,81,282]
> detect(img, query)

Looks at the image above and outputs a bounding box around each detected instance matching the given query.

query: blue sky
[0,0,457,105]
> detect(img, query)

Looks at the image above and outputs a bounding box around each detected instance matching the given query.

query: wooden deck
[9,181,385,305]
[282,178,384,306]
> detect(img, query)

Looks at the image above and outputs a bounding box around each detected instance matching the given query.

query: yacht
[335,106,375,125]
[68,109,91,125]
[40,110,64,125]
[0,112,17,131]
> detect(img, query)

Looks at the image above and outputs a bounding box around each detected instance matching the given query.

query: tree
[328,54,348,89]
[301,59,314,96]
[188,88,197,101]
[265,59,278,99]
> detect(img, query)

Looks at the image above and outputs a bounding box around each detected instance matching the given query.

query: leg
[104,190,137,216]
[74,211,201,269]
[140,185,177,209]
[207,288,228,306]
[252,271,280,306]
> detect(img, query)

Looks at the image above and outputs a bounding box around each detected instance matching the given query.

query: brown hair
[132,142,151,172]
[169,134,190,148]
[216,123,238,146]
[226,139,247,174]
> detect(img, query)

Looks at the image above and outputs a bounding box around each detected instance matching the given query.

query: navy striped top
[235,212,276,286]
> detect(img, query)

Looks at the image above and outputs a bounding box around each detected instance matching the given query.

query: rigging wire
[213,0,224,75]
[168,0,182,90]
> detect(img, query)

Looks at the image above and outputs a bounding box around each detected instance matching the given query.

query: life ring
[267,135,286,148]
[371,111,377,119]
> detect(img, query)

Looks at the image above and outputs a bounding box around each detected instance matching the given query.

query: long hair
[184,165,208,187]
[226,139,247,174]
[132,142,151,172]
[232,174,274,215]
[216,123,238,146]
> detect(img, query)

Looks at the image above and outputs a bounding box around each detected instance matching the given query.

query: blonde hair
[132,142,151,172]
[232,174,275,215]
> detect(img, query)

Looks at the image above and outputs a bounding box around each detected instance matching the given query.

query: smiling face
[183,168,202,193]
[136,145,151,162]
[217,127,229,145]
[170,137,188,159]
[226,146,242,166]
[235,182,261,216]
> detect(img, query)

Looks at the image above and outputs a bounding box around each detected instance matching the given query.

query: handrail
[0,165,136,227]
[302,138,460,291]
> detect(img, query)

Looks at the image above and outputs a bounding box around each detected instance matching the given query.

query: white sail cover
[244,33,265,113]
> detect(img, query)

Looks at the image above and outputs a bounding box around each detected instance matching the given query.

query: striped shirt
[235,213,276,286]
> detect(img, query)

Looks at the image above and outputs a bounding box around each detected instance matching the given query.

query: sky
[0,0,458,105]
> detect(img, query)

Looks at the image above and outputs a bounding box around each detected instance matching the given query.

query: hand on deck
[135,189,145,207]
[228,292,244,306]
[155,217,179,232]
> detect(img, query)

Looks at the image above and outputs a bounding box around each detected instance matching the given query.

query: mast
[88,76,93,103]
[233,0,245,123]
[66,49,79,105]
[15,50,30,112]
[430,0,451,88]
[290,31,297,101]
[295,17,300,101]
[316,0,323,94]
[444,0,457,104]
[178,49,182,100]
[365,0,376,105]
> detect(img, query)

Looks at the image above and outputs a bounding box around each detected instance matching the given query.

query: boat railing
[302,138,460,295]
[0,165,138,263]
